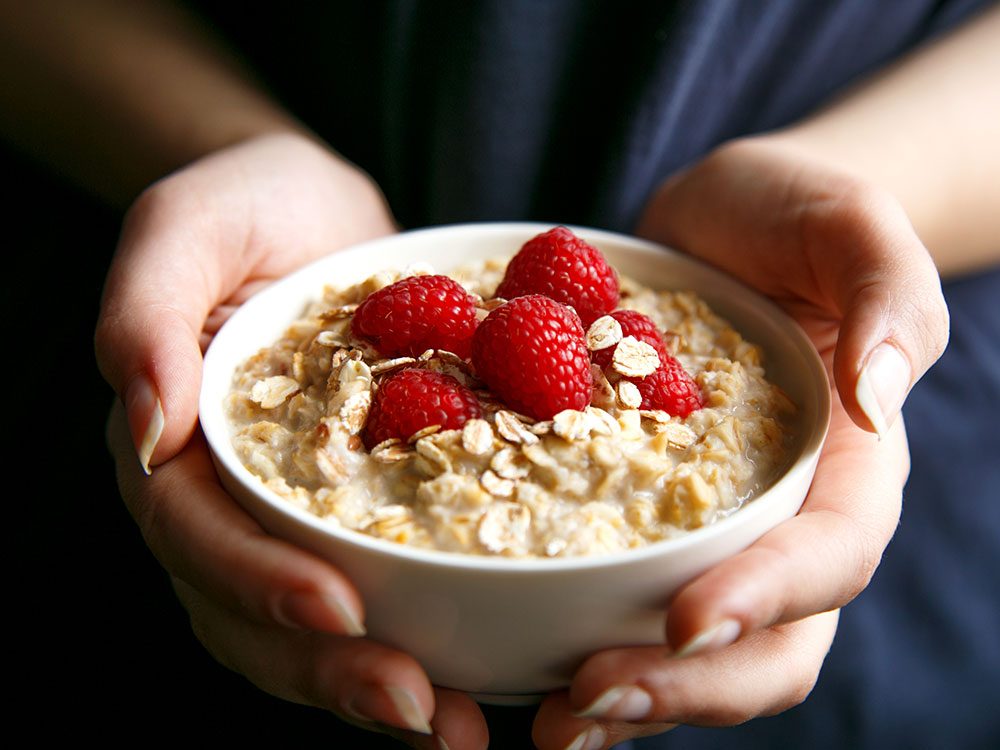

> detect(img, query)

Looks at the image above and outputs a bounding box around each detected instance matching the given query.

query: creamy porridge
[224,256,796,558]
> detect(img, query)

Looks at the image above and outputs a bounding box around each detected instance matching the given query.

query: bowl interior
[200,222,830,571]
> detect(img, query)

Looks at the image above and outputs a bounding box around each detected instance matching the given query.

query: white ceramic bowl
[200,222,831,704]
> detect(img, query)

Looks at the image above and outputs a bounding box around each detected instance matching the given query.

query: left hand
[530,136,949,749]
[97,134,490,750]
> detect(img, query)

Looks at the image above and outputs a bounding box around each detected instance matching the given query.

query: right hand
[96,132,488,749]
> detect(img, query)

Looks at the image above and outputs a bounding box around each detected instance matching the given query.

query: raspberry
[590,309,668,369]
[631,355,704,417]
[495,226,619,327]
[352,274,478,358]
[363,368,482,449]
[471,295,592,420]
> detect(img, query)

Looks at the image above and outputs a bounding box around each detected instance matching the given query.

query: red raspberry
[471,295,592,420]
[590,309,668,369]
[352,274,477,359]
[631,355,704,417]
[363,368,482,449]
[495,226,619,327]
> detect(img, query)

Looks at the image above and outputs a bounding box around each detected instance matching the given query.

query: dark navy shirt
[195,0,989,232]
[186,3,1000,748]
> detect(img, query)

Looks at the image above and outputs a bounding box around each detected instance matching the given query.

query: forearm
[0,0,304,206]
[764,4,1000,277]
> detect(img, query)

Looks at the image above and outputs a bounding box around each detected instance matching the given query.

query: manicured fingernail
[436,735,452,750]
[124,375,163,475]
[326,593,366,636]
[276,589,366,636]
[564,724,606,750]
[674,618,741,658]
[347,685,432,735]
[575,685,653,721]
[856,342,911,440]
[385,686,433,735]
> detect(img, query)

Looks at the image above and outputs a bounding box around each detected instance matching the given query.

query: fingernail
[276,589,366,636]
[564,724,606,750]
[347,685,432,735]
[385,686,433,735]
[327,594,366,636]
[575,685,653,721]
[856,342,911,440]
[674,618,741,658]
[436,736,452,750]
[124,375,163,475]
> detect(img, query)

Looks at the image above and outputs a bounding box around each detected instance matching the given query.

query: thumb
[95,186,235,472]
[826,192,950,437]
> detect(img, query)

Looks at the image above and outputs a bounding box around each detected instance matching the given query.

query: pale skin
[3,2,998,748]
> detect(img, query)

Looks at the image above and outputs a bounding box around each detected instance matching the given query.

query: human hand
[97,133,488,748]
[529,136,949,749]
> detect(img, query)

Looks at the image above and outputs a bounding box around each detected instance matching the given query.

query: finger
[663,403,906,654]
[555,611,838,736]
[805,183,950,438]
[181,579,489,749]
[108,402,364,635]
[94,174,251,473]
[429,689,490,750]
[174,580,455,743]
[532,692,675,750]
[202,278,276,345]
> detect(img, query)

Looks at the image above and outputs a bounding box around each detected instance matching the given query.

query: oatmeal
[225,245,796,558]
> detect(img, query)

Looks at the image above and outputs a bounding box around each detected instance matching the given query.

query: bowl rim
[200,221,831,574]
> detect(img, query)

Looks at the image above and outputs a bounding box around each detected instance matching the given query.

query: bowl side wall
[201,223,830,695]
